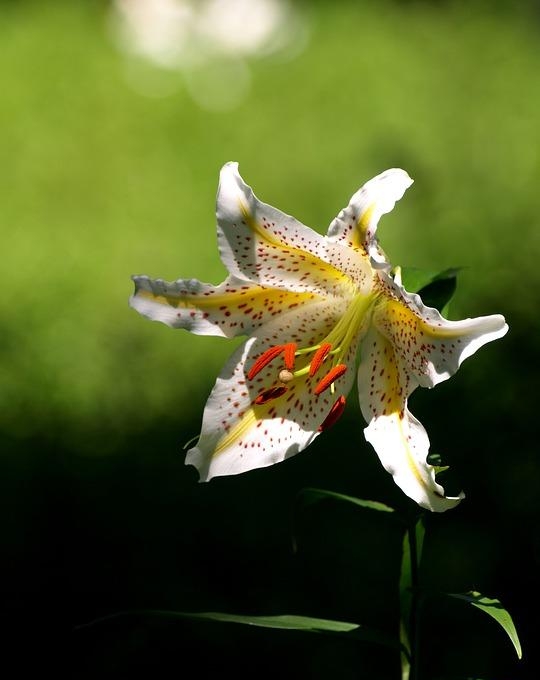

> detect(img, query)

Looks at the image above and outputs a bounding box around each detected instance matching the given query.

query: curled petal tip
[387,167,414,185]
[221,160,240,174]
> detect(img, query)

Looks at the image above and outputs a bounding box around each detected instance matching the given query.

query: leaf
[76,609,405,654]
[414,515,426,567]
[297,487,397,515]
[400,267,446,293]
[170,612,407,653]
[447,591,522,659]
[426,451,450,474]
[177,611,359,631]
[400,266,461,315]
[399,516,426,596]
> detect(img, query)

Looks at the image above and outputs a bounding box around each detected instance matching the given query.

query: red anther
[313,363,347,395]
[283,343,297,370]
[318,395,346,431]
[309,342,332,377]
[254,386,288,405]
[247,345,285,380]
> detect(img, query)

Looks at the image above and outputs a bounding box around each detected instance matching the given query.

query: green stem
[408,522,421,680]
[400,513,425,680]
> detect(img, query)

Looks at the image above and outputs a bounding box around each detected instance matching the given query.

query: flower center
[247,291,376,402]
[247,340,346,394]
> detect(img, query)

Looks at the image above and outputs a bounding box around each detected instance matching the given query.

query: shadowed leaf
[447,591,522,659]
[297,487,397,514]
[76,609,406,653]
[401,267,460,314]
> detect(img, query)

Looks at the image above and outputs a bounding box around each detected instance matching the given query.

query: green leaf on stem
[426,451,450,475]
[175,612,406,654]
[77,609,405,654]
[296,487,396,514]
[173,611,360,632]
[400,266,460,315]
[447,591,522,659]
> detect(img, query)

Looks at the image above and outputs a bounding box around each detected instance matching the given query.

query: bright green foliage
[0,1,538,449]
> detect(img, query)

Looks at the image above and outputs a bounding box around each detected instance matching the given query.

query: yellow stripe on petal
[238,199,354,294]
[373,286,509,388]
[365,337,427,492]
[135,282,319,311]
[361,330,428,495]
[358,326,463,512]
[212,393,304,459]
[326,169,413,262]
[354,202,376,249]
[213,407,258,457]
[130,275,325,338]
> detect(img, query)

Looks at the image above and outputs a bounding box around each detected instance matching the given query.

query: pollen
[247,345,286,380]
[309,342,332,377]
[283,342,297,370]
[318,395,346,431]
[314,363,348,395]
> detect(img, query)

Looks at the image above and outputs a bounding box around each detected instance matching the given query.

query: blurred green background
[2,0,539,677]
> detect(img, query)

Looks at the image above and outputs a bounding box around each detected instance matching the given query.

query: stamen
[318,396,346,431]
[314,364,347,395]
[309,342,332,377]
[247,345,286,380]
[283,343,297,370]
[254,386,288,404]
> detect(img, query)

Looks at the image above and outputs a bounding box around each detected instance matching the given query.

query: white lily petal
[186,338,320,480]
[373,275,509,388]
[364,411,464,513]
[130,274,326,338]
[186,301,359,481]
[216,162,356,295]
[358,326,463,512]
[327,168,413,266]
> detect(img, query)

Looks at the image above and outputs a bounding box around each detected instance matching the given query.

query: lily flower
[130,163,508,512]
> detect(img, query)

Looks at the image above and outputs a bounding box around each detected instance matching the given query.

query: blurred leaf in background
[1,1,539,678]
[1,0,539,447]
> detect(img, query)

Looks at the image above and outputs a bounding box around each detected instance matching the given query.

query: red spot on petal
[254,386,288,405]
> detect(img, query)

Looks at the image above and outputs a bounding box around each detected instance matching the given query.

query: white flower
[130,163,508,512]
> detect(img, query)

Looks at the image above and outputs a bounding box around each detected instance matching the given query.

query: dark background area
[1,1,539,678]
